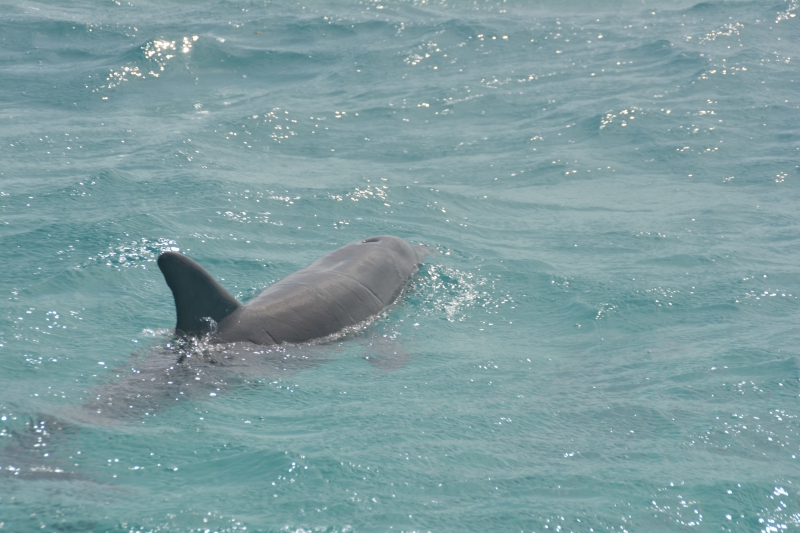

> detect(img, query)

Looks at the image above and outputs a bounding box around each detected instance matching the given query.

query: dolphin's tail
[157,252,242,336]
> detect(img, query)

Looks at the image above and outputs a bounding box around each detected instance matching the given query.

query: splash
[413,264,515,323]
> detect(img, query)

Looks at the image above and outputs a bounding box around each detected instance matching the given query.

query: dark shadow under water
[72,336,325,425]
[0,320,409,482]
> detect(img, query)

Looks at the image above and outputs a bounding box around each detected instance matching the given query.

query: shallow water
[1,1,799,531]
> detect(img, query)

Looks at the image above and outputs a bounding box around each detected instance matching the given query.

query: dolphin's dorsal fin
[157,252,242,335]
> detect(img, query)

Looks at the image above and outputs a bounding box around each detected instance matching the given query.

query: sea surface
[1,1,799,531]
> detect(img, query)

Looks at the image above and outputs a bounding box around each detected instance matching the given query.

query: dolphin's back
[300,235,420,306]
[159,236,424,345]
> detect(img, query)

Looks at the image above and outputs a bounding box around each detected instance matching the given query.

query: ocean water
[1,0,799,531]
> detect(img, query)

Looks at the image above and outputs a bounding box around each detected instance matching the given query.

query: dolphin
[157,235,427,345]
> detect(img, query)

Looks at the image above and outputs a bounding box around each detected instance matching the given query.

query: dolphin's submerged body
[157,235,426,345]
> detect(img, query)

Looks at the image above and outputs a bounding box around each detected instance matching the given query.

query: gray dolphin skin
[157,235,426,345]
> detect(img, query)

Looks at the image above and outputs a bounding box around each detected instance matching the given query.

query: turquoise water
[1,0,799,531]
